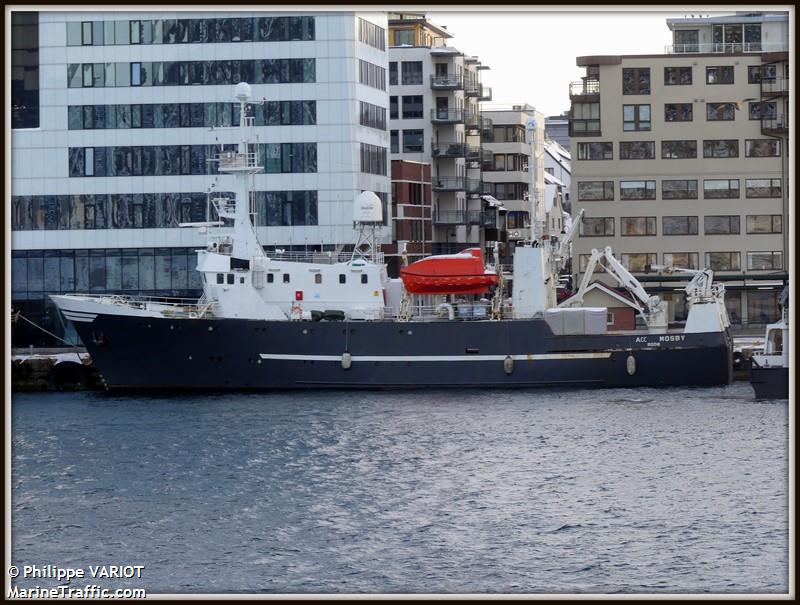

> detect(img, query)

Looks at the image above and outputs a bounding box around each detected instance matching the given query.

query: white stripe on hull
[259,352,613,362]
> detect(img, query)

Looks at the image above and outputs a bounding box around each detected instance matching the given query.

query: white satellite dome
[234,82,252,102]
[353,191,383,223]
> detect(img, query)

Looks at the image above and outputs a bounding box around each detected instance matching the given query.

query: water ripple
[10,382,788,594]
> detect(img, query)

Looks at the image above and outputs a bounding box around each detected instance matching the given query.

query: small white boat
[750,286,789,399]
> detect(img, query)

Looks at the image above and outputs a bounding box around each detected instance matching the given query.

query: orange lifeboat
[400,248,499,295]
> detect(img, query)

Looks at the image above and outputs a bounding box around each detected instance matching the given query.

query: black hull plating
[750,367,789,400]
[73,315,734,390]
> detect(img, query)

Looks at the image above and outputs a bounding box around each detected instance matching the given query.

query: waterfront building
[384,159,432,276]
[480,105,545,263]
[568,11,789,326]
[10,10,390,345]
[386,12,496,260]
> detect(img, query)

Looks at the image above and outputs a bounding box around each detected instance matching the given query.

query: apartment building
[545,114,570,151]
[569,11,789,326]
[10,10,390,346]
[386,12,496,258]
[480,105,546,263]
[384,159,432,275]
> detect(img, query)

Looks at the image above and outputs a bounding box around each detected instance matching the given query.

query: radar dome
[353,191,383,223]
[234,82,252,102]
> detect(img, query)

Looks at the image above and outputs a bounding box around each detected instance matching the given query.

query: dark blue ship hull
[71,314,734,390]
[750,367,789,400]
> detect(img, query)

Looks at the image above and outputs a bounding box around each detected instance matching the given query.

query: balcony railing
[666,41,787,54]
[433,210,496,226]
[431,108,466,124]
[431,142,468,158]
[569,79,600,97]
[479,86,492,101]
[761,114,788,133]
[761,77,789,96]
[464,81,482,96]
[432,176,467,191]
[465,112,482,129]
[430,74,464,89]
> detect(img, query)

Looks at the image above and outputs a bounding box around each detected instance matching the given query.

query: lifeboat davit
[400,248,499,295]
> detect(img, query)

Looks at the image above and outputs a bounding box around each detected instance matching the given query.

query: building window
[619,141,655,160]
[580,217,615,237]
[663,252,699,270]
[622,68,650,94]
[704,215,740,235]
[663,216,699,236]
[577,181,614,201]
[401,61,423,85]
[576,142,613,160]
[745,139,780,158]
[11,11,39,129]
[402,130,423,153]
[748,101,777,120]
[661,179,697,200]
[622,104,650,131]
[389,61,397,85]
[748,64,776,84]
[661,140,697,159]
[570,102,600,135]
[746,215,782,234]
[705,252,740,271]
[401,95,423,119]
[746,252,782,271]
[745,178,781,198]
[392,29,414,46]
[747,290,780,324]
[664,103,693,122]
[703,179,739,199]
[703,139,739,158]
[619,181,656,200]
[621,216,657,236]
[358,18,385,50]
[360,143,387,175]
[673,29,698,52]
[706,102,735,121]
[389,96,398,119]
[359,59,386,91]
[390,130,398,153]
[359,101,386,131]
[621,253,657,272]
[706,66,734,85]
[664,66,692,85]
[263,143,317,174]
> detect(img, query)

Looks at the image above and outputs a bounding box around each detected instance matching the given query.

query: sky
[425,9,707,116]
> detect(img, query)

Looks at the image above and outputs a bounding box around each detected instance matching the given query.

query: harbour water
[11,383,788,594]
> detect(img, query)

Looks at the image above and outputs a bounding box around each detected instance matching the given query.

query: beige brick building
[569,12,789,327]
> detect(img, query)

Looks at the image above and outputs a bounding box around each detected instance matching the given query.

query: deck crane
[650,264,730,330]
[561,245,669,332]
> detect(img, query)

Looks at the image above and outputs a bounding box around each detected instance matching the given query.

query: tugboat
[51,82,734,390]
[750,286,790,399]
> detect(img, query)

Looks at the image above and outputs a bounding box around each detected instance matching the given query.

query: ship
[750,286,789,399]
[51,83,734,390]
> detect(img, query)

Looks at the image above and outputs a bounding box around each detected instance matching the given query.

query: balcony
[569,79,600,99]
[478,86,492,101]
[465,112,482,133]
[761,77,789,97]
[666,41,787,54]
[432,176,467,191]
[431,142,468,158]
[465,81,482,97]
[431,108,466,124]
[430,74,464,90]
[761,114,788,136]
[465,178,482,195]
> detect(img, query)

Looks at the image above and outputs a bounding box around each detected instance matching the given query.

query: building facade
[569,11,789,326]
[10,10,390,345]
[386,12,497,259]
